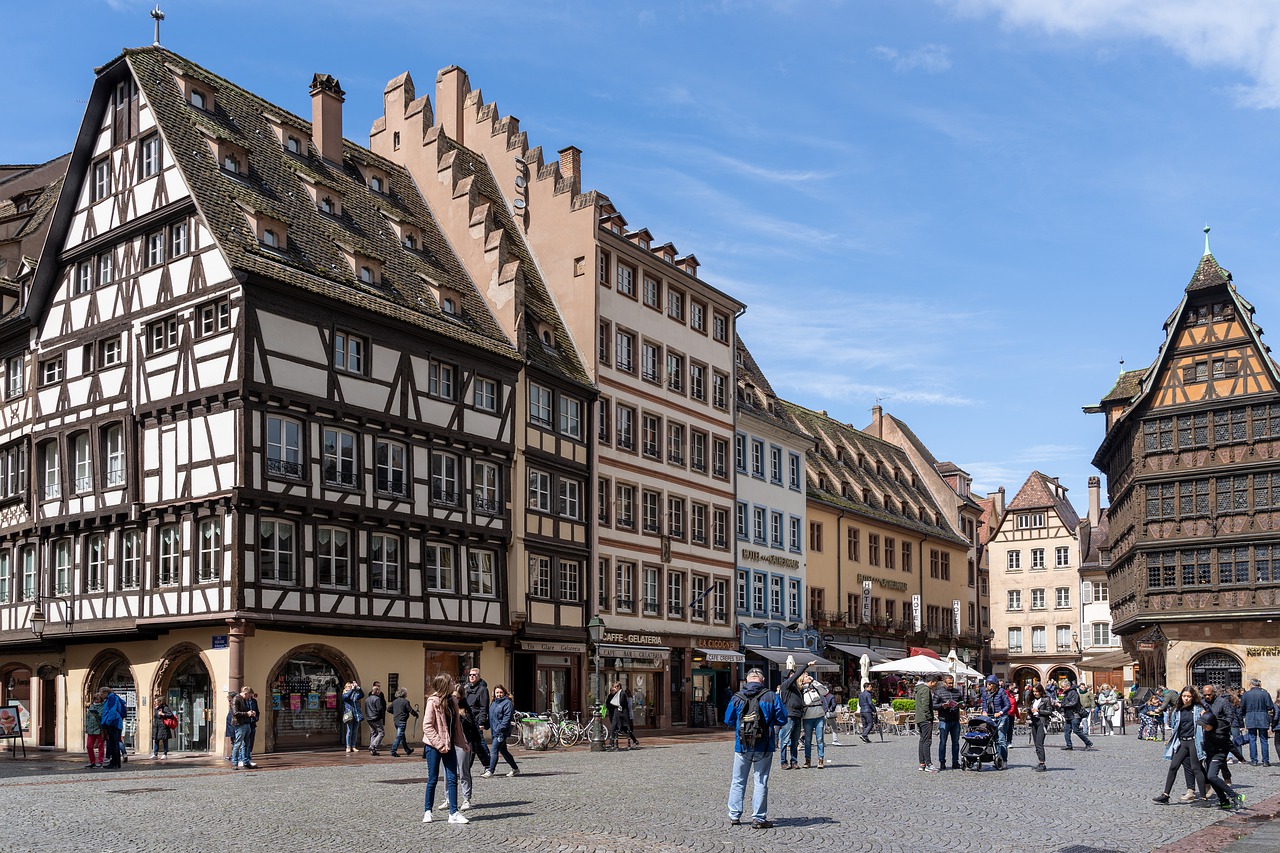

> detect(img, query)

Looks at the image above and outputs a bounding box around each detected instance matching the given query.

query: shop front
[598,632,669,729]
[87,654,139,753]
[266,648,354,751]
[512,641,585,716]
[155,647,216,753]
[690,643,743,728]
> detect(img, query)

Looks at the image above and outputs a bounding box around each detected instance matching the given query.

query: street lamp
[29,595,72,639]
[586,615,606,752]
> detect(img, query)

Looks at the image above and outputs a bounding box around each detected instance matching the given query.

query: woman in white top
[800,673,831,768]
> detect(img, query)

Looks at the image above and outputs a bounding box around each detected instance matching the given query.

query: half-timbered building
[1088,241,1280,690]
[372,77,597,714]
[0,47,523,753]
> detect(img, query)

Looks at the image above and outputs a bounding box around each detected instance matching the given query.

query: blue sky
[8,0,1280,512]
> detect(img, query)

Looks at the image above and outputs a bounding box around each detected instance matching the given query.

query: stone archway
[84,649,138,753]
[1011,666,1042,689]
[151,643,217,753]
[1190,649,1243,691]
[262,644,359,753]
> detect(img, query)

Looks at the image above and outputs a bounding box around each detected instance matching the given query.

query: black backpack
[736,691,765,748]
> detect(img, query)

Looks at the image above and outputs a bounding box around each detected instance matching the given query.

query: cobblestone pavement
[3,731,1280,853]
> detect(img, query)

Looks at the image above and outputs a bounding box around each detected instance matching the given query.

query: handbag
[343,709,355,724]
[163,715,178,730]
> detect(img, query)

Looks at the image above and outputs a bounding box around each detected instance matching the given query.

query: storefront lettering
[602,631,664,645]
[857,573,909,592]
[1246,646,1280,657]
[741,549,801,570]
[698,638,737,650]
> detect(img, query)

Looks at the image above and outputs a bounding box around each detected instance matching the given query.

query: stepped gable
[433,132,590,387]
[124,47,518,361]
[780,400,967,546]
[1006,470,1080,531]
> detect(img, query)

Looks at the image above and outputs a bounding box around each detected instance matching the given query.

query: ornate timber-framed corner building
[1087,241,1280,690]
[0,47,529,753]
[372,65,744,728]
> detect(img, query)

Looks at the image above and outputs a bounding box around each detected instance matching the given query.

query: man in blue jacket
[97,687,127,769]
[1243,677,1275,766]
[982,675,1011,766]
[725,668,789,830]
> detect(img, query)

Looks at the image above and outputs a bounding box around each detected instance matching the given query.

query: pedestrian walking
[482,685,520,777]
[1202,707,1246,810]
[151,698,176,759]
[462,668,493,768]
[933,674,963,770]
[1153,686,1208,804]
[341,681,364,753]
[1242,678,1274,766]
[858,682,876,743]
[364,683,387,755]
[1078,683,1095,736]
[799,672,829,768]
[389,687,419,757]
[778,659,812,769]
[982,675,1011,765]
[229,686,259,769]
[1029,683,1054,772]
[725,667,788,830]
[914,673,939,772]
[84,695,104,769]
[1061,679,1095,751]
[422,673,468,824]
[446,686,482,812]
[98,687,127,769]
[1097,683,1120,736]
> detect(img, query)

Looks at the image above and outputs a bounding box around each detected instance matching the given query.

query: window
[259,519,295,583]
[753,507,766,543]
[885,537,896,570]
[1016,513,1045,529]
[528,469,551,512]
[1091,581,1109,601]
[5,355,23,399]
[431,452,460,506]
[120,532,140,590]
[597,478,611,526]
[642,490,660,533]
[1030,548,1045,569]
[769,446,783,484]
[1179,479,1210,516]
[642,414,660,458]
[736,570,749,612]
[322,428,357,487]
[690,363,706,401]
[641,341,660,382]
[559,560,580,601]
[558,396,583,438]
[40,357,63,385]
[1007,589,1022,611]
[370,533,401,592]
[690,430,707,473]
[369,175,385,193]
[316,527,351,588]
[667,288,684,320]
[643,274,660,308]
[902,541,913,573]
[735,434,747,472]
[615,330,635,372]
[597,557,611,610]
[190,89,207,110]
[691,503,707,544]
[424,543,456,592]
[1055,587,1071,608]
[690,574,707,619]
[668,497,686,538]
[1056,625,1073,653]
[751,440,764,478]
[847,527,860,561]
[598,320,611,366]
[69,433,92,494]
[1007,627,1023,654]
[929,549,940,578]
[809,522,823,552]
[265,415,303,478]
[468,377,499,414]
[1031,626,1047,654]
[0,443,27,500]
[789,579,801,618]
[92,158,111,201]
[196,518,221,583]
[616,404,635,450]
[789,517,801,552]
[1055,546,1070,568]
[788,453,802,490]
[529,384,553,426]
[1091,622,1113,647]
[148,318,179,353]
[667,423,684,465]
[668,570,685,617]
[736,502,748,540]
[712,372,728,409]
[97,253,113,287]
[1030,588,1045,610]
[616,484,635,528]
[333,331,366,374]
[691,300,706,331]
[643,566,660,614]
[665,351,684,393]
[474,461,500,514]
[374,439,407,496]
[615,561,635,612]
[1007,550,1021,570]
[1216,475,1250,514]
[617,263,635,296]
[753,574,766,613]
[170,221,189,256]
[559,479,581,519]
[713,437,728,478]
[140,134,161,178]
[713,507,728,548]
[713,311,728,342]
[0,551,10,603]
[428,361,455,399]
[42,442,60,499]
[53,538,72,595]
[286,135,303,154]
[769,511,783,547]
[868,533,880,567]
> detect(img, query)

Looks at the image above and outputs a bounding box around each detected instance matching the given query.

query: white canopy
[868,654,952,675]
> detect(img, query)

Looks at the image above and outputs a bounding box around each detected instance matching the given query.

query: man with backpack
[1060,679,1095,751]
[725,668,788,830]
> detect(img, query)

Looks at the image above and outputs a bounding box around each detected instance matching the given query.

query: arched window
[1190,650,1243,690]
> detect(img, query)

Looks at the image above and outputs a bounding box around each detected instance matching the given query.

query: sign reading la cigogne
[1246,646,1280,657]
[857,573,909,592]
[740,549,801,569]
[602,631,664,646]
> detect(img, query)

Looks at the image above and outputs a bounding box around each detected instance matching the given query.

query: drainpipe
[835,509,846,625]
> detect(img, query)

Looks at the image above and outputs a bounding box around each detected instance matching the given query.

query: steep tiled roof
[1080,509,1111,567]
[736,334,809,438]
[124,47,518,361]
[10,176,63,241]
[1186,252,1231,292]
[780,401,967,546]
[434,134,591,387]
[1006,470,1081,531]
[1100,368,1147,405]
[974,494,1000,547]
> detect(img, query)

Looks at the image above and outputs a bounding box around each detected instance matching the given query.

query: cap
[986,675,999,684]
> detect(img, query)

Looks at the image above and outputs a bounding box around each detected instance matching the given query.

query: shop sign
[602,631,664,645]
[912,595,922,633]
[741,549,800,569]
[862,581,872,624]
[858,573,909,592]
[522,641,586,654]
[952,600,961,637]
[699,638,738,650]
[537,655,572,667]
[701,652,742,663]
[1246,646,1280,657]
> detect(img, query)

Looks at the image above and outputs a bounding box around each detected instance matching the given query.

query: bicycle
[549,710,584,747]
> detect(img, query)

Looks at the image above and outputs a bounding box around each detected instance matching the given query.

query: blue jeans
[1064,713,1093,748]
[424,745,458,814]
[728,750,773,822]
[801,717,825,762]
[778,718,799,765]
[1249,729,1271,764]
[391,724,408,754]
[231,723,252,765]
[488,730,518,774]
[344,719,359,749]
[937,719,960,767]
[993,716,1008,760]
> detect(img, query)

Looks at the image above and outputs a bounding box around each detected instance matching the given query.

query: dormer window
[370,175,384,193]
[320,196,338,215]
[341,250,382,285]
[359,266,375,283]
[286,136,303,154]
[441,296,457,316]
[208,138,249,178]
[262,229,279,248]
[403,233,417,250]
[223,153,240,172]
[191,90,207,110]
[241,207,288,252]
[171,69,216,114]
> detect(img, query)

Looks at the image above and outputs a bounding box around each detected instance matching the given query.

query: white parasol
[860,653,870,687]
[869,654,952,675]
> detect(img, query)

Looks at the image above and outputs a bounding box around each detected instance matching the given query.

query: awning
[826,643,889,664]
[694,647,746,664]
[1079,650,1135,670]
[749,648,840,672]
[597,643,670,665]
[874,647,908,660]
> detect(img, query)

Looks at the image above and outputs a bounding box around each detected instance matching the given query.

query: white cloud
[872,44,954,73]
[944,0,1280,108]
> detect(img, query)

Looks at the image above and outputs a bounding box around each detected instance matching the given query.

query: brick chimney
[1088,475,1101,526]
[871,404,883,438]
[558,146,581,195]
[310,74,345,165]
[435,66,470,144]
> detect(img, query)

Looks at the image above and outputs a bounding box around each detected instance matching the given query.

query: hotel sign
[741,549,801,569]
[912,594,922,633]
[858,573,909,592]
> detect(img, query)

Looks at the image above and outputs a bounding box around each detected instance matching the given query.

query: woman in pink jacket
[422,673,470,824]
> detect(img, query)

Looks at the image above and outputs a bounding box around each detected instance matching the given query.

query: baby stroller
[961,715,1004,771]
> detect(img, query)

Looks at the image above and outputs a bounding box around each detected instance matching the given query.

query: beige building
[372,66,744,727]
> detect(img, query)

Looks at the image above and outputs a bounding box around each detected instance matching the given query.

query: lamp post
[586,615,606,752]
[29,595,72,639]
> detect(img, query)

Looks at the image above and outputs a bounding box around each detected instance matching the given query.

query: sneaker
[234,763,244,769]
[243,762,258,769]
[1035,764,1046,772]
[1153,794,1170,804]
[390,753,399,757]
[461,800,472,811]
[422,811,432,823]
[924,765,939,773]
[730,818,741,826]
[405,746,415,755]
[506,769,519,777]
[160,754,168,760]
[480,770,493,778]
[750,820,774,830]
[448,812,469,824]
[1061,746,1075,751]
[1180,790,1198,802]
